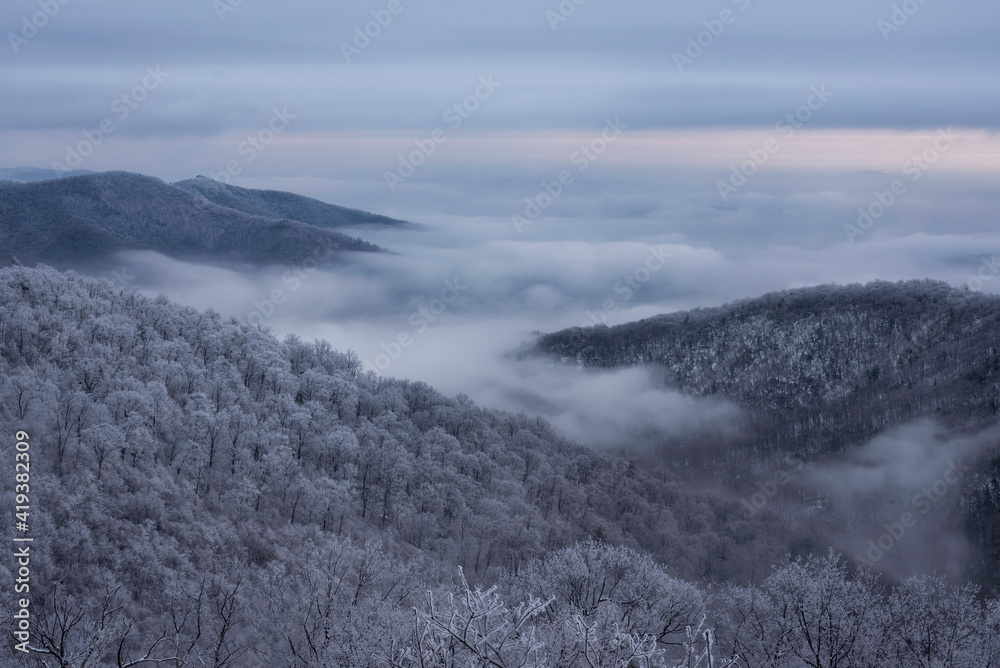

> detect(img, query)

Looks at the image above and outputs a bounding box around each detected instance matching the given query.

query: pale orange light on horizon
[283,128,1000,174]
[2,127,996,181]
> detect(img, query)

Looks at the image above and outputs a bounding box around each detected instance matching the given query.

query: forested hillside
[0,172,387,268]
[533,280,1000,591]
[0,265,766,666]
[173,176,413,231]
[534,280,1000,463]
[4,266,1000,667]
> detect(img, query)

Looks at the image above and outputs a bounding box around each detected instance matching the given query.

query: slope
[533,279,1000,463]
[532,279,1000,587]
[0,264,782,634]
[173,175,413,231]
[4,266,1000,665]
[0,171,384,268]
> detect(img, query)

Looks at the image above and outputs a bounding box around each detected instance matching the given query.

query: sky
[3,0,1000,443]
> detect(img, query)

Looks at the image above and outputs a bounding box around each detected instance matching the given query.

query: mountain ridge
[0,171,409,269]
[533,278,1000,445]
[172,175,415,232]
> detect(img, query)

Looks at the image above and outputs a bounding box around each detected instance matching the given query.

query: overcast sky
[3,0,999,131]
[3,0,997,175]
[3,0,999,426]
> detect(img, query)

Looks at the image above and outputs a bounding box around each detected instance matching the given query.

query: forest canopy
[2,265,1000,667]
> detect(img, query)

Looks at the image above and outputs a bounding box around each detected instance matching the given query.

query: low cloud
[802,420,1000,582]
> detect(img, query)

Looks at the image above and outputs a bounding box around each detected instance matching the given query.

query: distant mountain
[173,176,414,231]
[0,171,390,267]
[0,166,93,182]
